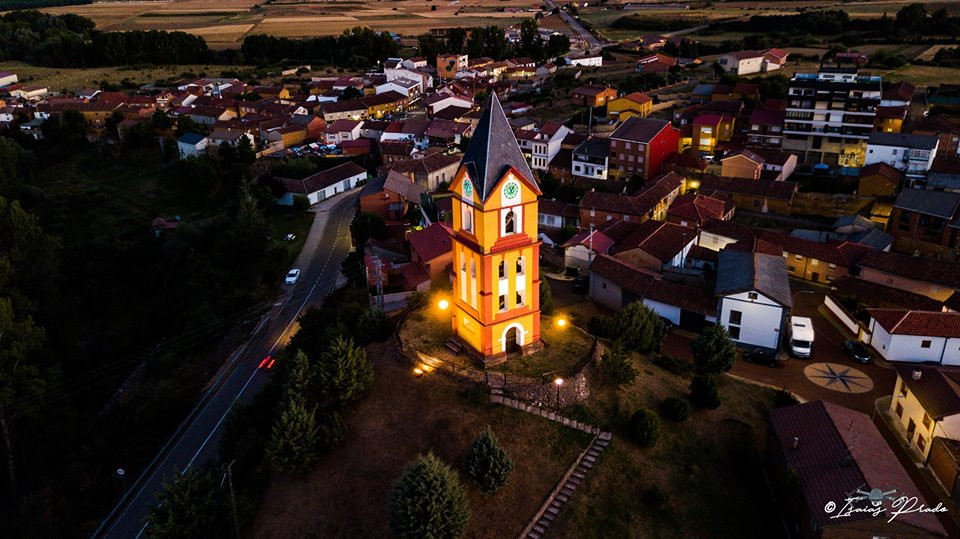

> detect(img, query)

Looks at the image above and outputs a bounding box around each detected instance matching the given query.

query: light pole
[554,378,564,411]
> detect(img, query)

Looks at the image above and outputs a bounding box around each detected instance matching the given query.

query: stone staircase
[521,432,612,539]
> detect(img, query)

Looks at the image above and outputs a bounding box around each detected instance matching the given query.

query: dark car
[743,348,784,368]
[843,340,872,364]
[572,275,589,294]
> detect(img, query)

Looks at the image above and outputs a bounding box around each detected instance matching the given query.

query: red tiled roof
[698,175,797,201]
[401,262,430,289]
[588,254,716,315]
[830,276,943,312]
[562,229,615,252]
[893,364,960,419]
[667,193,730,226]
[663,151,707,171]
[580,172,683,217]
[756,230,872,267]
[869,308,960,338]
[408,222,452,263]
[281,161,366,194]
[858,162,900,183]
[619,91,653,105]
[858,250,960,288]
[875,105,907,120]
[610,220,697,263]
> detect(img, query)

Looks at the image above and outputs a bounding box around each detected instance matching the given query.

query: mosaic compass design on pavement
[803,362,874,394]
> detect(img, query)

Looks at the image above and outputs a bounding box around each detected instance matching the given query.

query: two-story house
[747,109,785,148]
[857,250,960,302]
[716,249,792,351]
[606,92,653,121]
[889,365,960,461]
[571,85,617,107]
[888,188,960,250]
[865,132,939,182]
[571,137,610,182]
[609,220,698,271]
[579,171,684,227]
[608,117,680,181]
[687,113,735,156]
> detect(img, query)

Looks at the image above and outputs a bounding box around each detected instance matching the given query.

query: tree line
[0,11,403,68]
[417,19,570,63]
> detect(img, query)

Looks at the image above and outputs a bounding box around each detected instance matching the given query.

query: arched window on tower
[516,256,525,275]
[504,209,516,234]
[498,260,505,279]
[462,204,473,233]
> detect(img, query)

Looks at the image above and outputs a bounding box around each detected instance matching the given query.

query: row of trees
[0,11,402,68]
[417,19,570,63]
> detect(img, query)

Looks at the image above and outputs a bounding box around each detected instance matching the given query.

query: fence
[823,294,872,343]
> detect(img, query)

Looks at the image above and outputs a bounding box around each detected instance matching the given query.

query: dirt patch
[250,341,592,538]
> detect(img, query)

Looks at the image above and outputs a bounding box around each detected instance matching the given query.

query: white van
[789,316,815,358]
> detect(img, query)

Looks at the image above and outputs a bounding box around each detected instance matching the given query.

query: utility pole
[225,461,241,539]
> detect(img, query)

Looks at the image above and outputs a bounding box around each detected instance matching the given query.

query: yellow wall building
[449,94,542,363]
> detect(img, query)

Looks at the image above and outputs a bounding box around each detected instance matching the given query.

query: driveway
[663,286,897,414]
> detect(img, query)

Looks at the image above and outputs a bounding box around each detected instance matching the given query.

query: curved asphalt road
[94,191,360,538]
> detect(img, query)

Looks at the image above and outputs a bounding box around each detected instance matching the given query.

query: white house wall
[719,291,783,350]
[643,299,681,325]
[870,320,960,365]
[589,273,622,310]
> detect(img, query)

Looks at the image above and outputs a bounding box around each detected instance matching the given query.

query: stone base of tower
[451,309,542,367]
[468,339,544,368]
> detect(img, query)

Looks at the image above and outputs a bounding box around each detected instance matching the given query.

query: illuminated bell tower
[449,93,542,364]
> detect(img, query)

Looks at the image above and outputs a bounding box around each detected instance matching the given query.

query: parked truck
[789,316,815,358]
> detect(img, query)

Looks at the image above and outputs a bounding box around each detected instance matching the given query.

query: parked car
[842,340,871,364]
[285,269,301,285]
[742,348,784,368]
[572,275,589,294]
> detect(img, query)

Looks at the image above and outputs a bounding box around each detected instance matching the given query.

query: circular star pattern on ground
[802,362,874,394]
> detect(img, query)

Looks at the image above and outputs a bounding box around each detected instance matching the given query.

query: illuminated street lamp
[554,378,564,410]
[556,317,567,328]
[437,298,450,311]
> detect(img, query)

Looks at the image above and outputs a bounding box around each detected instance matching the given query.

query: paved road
[544,0,604,53]
[95,191,360,538]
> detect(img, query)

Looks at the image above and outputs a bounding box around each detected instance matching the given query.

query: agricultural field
[0,60,248,90]
[32,0,541,48]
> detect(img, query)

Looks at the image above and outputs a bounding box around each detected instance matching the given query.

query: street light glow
[556,318,567,327]
[554,377,564,386]
[438,299,450,310]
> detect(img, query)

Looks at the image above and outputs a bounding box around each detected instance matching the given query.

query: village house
[568,54,603,67]
[381,120,431,150]
[768,400,946,538]
[857,250,960,302]
[635,54,677,74]
[320,99,366,122]
[386,152,461,191]
[376,77,422,100]
[888,364,960,464]
[697,175,798,214]
[605,92,653,121]
[537,199,578,230]
[888,188,960,249]
[514,122,573,171]
[857,161,901,198]
[579,171,685,227]
[323,119,363,145]
[571,137,610,182]
[588,254,717,330]
[716,249,792,351]
[716,48,788,75]
[358,170,427,224]
[755,230,873,285]
[665,192,734,228]
[746,109,785,148]
[0,71,17,87]
[276,161,367,206]
[404,222,453,290]
[608,117,680,181]
[685,113,735,155]
[571,85,618,107]
[608,220,698,272]
[177,132,209,158]
[865,132,939,182]
[869,310,960,366]
[562,228,615,273]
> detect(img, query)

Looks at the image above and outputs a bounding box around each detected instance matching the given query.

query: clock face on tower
[503,181,519,199]
[463,179,473,197]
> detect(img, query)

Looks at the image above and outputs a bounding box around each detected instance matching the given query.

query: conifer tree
[466,426,515,493]
[389,453,470,538]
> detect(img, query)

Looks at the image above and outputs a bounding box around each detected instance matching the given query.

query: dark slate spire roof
[460,92,537,201]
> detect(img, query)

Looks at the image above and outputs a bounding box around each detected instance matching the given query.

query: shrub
[317,410,347,451]
[540,280,554,315]
[600,341,637,386]
[659,397,689,422]
[588,314,616,338]
[628,407,660,447]
[466,426,515,493]
[643,485,669,507]
[690,374,721,410]
[614,302,665,353]
[389,453,470,538]
[652,353,691,375]
[147,465,224,538]
[691,324,737,374]
[292,194,310,211]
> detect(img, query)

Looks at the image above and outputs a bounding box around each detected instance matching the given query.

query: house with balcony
[571,137,610,182]
[515,122,573,171]
[865,132,939,182]
[782,66,882,168]
[746,109,785,148]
